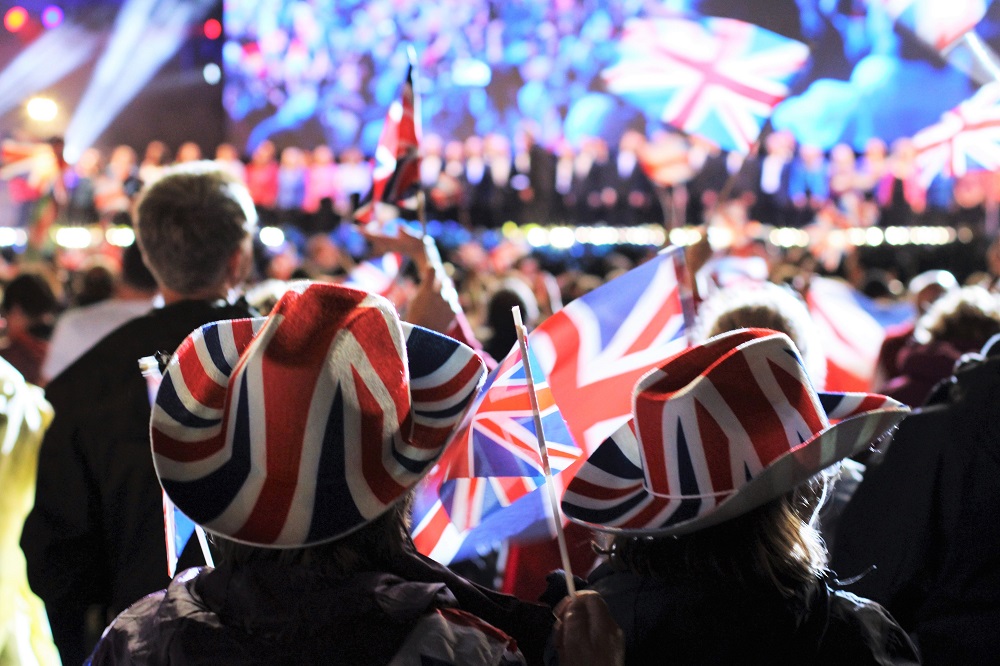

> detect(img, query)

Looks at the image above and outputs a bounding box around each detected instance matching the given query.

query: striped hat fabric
[151,282,486,548]
[562,329,909,536]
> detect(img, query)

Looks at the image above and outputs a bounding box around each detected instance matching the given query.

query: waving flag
[807,276,915,392]
[871,0,986,52]
[602,16,809,153]
[413,246,692,562]
[913,82,1000,186]
[343,252,402,297]
[354,48,422,226]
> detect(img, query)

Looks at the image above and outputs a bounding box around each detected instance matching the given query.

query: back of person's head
[599,479,830,598]
[2,273,58,319]
[908,269,958,315]
[695,281,827,389]
[120,242,158,293]
[562,329,908,600]
[73,261,116,307]
[135,161,256,296]
[916,285,1000,349]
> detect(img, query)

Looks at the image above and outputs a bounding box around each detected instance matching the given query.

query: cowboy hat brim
[561,395,908,536]
[152,287,485,548]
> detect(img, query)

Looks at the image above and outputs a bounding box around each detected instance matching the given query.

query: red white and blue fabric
[870,0,986,51]
[355,50,422,226]
[412,247,692,562]
[343,252,403,297]
[806,276,915,392]
[562,329,909,535]
[913,82,1000,187]
[694,254,770,297]
[151,282,484,548]
[602,16,809,153]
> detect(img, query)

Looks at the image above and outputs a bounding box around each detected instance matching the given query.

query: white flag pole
[511,306,577,598]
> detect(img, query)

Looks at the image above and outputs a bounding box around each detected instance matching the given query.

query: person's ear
[226,237,254,288]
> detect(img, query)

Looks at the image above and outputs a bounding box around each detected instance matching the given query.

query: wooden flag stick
[511,306,577,598]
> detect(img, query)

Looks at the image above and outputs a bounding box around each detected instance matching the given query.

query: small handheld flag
[512,305,576,598]
[354,46,422,230]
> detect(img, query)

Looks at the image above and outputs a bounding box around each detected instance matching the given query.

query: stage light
[65,0,216,160]
[0,228,26,247]
[202,62,221,85]
[105,227,135,247]
[4,7,28,33]
[203,18,221,40]
[26,96,57,121]
[55,227,95,249]
[41,6,63,29]
[259,226,285,248]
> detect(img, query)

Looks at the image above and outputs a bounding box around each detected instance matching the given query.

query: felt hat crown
[151,282,485,548]
[562,329,909,535]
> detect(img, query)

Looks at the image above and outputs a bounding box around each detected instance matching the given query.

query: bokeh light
[203,18,221,40]
[4,7,28,33]
[41,6,64,29]
[26,96,58,122]
[202,62,221,85]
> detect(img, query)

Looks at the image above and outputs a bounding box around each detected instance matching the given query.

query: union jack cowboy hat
[150,282,486,548]
[562,328,909,536]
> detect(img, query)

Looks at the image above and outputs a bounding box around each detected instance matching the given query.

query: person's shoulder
[393,607,525,666]
[88,568,212,666]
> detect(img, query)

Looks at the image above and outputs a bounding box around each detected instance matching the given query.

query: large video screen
[224,0,1000,154]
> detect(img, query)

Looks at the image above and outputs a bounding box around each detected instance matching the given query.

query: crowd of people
[6,127,1000,240]
[0,128,997,665]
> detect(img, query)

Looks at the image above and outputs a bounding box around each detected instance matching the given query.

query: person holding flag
[88,282,624,666]
[560,328,918,665]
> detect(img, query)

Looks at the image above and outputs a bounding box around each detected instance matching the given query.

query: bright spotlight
[4,7,28,33]
[26,96,57,121]
[55,227,94,249]
[105,226,135,247]
[0,228,26,247]
[202,63,221,85]
[41,6,63,29]
[258,226,285,248]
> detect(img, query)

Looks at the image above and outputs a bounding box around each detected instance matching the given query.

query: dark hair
[121,242,158,292]
[211,493,415,578]
[74,264,115,307]
[597,475,831,600]
[2,273,58,318]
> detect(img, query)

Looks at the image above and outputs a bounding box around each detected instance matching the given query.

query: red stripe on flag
[410,357,482,403]
[694,398,732,495]
[712,351,789,467]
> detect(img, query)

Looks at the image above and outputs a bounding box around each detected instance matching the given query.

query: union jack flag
[870,0,986,51]
[602,16,809,153]
[343,252,402,297]
[412,247,692,562]
[913,82,1000,187]
[807,276,915,392]
[355,48,422,227]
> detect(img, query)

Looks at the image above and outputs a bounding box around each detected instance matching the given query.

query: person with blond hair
[562,329,918,665]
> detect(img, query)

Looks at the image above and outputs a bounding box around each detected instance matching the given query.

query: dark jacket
[589,564,919,665]
[21,299,254,666]
[832,353,1000,665]
[88,550,551,666]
